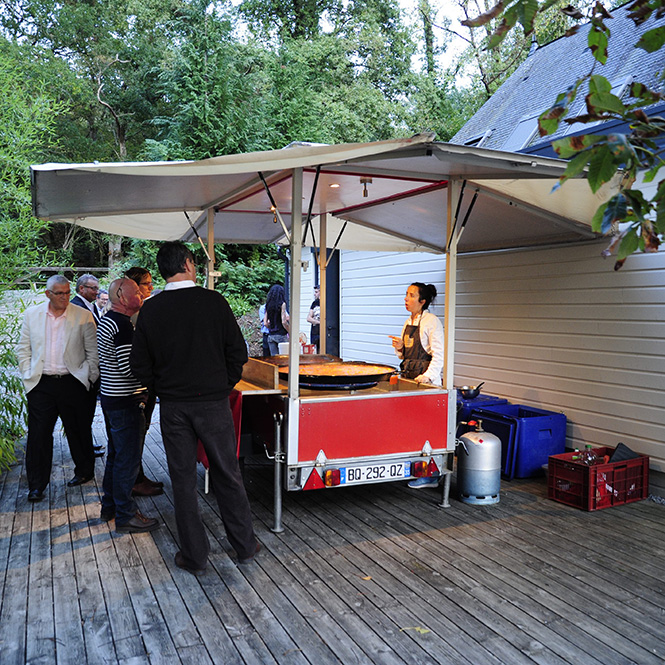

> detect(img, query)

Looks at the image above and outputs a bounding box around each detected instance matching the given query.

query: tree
[239,0,342,41]
[0,39,65,469]
[140,3,281,160]
[462,0,665,268]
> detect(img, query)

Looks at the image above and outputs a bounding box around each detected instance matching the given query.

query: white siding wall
[339,251,446,366]
[335,243,665,471]
[296,249,316,344]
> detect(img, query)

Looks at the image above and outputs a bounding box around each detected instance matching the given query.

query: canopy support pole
[286,168,303,467]
[319,213,327,355]
[439,179,461,510]
[443,179,461,390]
[207,207,215,290]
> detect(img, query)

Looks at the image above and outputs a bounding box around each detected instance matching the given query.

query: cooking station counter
[234,357,454,531]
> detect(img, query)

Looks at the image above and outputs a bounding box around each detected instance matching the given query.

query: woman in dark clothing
[264,284,290,355]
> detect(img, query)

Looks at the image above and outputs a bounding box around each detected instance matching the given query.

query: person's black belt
[43,373,70,379]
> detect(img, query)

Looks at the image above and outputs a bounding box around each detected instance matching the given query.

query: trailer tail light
[323,469,341,486]
[303,468,325,491]
[412,460,429,477]
[412,459,439,478]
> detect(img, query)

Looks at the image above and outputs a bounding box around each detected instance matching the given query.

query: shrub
[0,292,29,471]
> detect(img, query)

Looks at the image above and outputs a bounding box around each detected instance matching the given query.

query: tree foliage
[462,0,665,268]
[0,39,65,468]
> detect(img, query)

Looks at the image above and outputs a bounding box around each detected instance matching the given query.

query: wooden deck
[2,407,665,665]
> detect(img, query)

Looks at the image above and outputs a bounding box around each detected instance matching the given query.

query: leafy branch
[462,0,665,268]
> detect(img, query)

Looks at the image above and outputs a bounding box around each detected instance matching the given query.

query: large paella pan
[278,360,396,389]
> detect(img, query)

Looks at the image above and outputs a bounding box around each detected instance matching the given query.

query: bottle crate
[548,446,649,511]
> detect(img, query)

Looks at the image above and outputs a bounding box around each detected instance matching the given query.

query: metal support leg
[438,451,453,508]
[271,412,285,533]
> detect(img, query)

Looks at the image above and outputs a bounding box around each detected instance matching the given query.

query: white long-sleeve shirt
[394,310,444,385]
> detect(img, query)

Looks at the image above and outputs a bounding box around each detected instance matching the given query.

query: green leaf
[587,92,626,114]
[587,145,618,192]
[600,193,627,233]
[562,150,590,180]
[553,133,603,158]
[592,201,608,233]
[605,133,634,161]
[623,189,649,222]
[588,75,611,95]
[487,8,518,50]
[588,27,609,64]
[516,0,539,34]
[539,85,579,135]
[637,26,665,52]
[617,229,639,259]
[629,82,665,105]
[654,181,665,233]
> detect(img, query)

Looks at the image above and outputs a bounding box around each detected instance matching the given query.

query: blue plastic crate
[472,404,567,480]
[456,393,509,422]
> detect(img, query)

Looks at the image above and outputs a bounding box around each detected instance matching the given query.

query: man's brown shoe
[174,551,206,576]
[116,512,159,534]
[132,480,164,497]
[238,542,261,565]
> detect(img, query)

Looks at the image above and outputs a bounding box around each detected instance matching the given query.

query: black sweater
[129,286,248,402]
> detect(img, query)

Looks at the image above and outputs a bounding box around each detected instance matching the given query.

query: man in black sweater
[130,242,257,575]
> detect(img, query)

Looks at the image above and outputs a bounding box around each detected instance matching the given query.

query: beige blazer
[16,301,99,393]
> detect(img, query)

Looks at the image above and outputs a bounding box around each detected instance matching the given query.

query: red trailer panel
[297,392,448,462]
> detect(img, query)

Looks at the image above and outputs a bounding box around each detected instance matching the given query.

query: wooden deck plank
[452,494,665,650]
[245,471,453,665]
[0,461,30,665]
[384,480,665,664]
[142,431,313,665]
[302,483,563,665]
[360,488,634,663]
[3,409,665,665]
[245,491,419,665]
[26,497,56,665]
[61,449,117,665]
[474,487,665,615]
[50,427,93,665]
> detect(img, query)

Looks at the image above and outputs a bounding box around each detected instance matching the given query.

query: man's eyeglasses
[116,286,123,300]
[48,290,70,297]
[84,284,99,291]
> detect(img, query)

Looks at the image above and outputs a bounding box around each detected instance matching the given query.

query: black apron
[400,319,432,380]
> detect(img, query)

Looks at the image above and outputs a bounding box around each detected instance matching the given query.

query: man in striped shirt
[97,278,159,533]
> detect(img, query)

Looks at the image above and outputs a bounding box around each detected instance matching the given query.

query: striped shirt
[97,310,147,407]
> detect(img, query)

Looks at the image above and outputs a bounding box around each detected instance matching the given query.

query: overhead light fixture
[329,183,340,189]
[360,177,372,197]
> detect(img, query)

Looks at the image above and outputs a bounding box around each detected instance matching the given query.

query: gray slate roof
[451,2,665,151]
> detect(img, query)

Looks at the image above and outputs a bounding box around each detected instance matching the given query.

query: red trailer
[31,136,615,528]
[237,357,455,530]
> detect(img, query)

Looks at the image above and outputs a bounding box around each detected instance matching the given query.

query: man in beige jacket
[16,275,99,501]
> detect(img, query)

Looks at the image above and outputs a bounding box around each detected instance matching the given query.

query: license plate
[340,462,410,485]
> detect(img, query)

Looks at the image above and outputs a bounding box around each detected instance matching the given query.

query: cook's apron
[400,321,432,380]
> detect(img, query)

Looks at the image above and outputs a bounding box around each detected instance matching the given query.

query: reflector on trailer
[428,458,440,476]
[324,469,341,486]
[303,468,325,491]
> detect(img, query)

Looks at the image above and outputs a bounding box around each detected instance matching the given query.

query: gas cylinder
[456,420,501,505]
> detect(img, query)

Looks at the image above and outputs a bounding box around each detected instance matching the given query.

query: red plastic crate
[548,446,649,511]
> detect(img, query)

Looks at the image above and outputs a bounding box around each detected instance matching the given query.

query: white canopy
[31,134,621,415]
[31,134,615,253]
